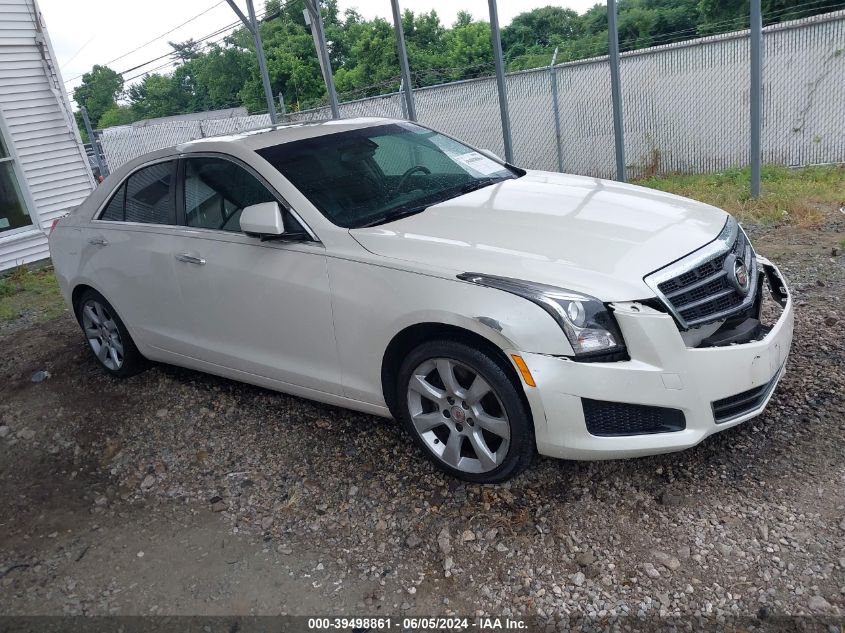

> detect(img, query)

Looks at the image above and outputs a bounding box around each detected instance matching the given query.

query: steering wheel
[393,165,431,194]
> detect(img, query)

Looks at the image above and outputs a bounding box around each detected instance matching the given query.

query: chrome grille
[645,218,758,329]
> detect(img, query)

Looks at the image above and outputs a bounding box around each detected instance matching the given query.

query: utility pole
[608,0,626,182]
[303,0,340,118]
[80,106,107,180]
[225,0,277,123]
[750,0,763,197]
[488,0,513,164]
[390,0,416,121]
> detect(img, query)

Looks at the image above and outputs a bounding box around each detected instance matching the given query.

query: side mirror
[479,148,503,162]
[241,201,309,242]
[241,201,287,240]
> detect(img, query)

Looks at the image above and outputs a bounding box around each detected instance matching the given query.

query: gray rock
[495,543,508,553]
[405,533,422,548]
[571,572,585,587]
[677,545,691,560]
[437,527,452,555]
[0,426,9,438]
[443,556,454,571]
[31,370,50,383]
[140,475,156,490]
[576,550,596,566]
[643,563,661,579]
[717,543,733,558]
[659,489,684,506]
[261,517,273,530]
[276,545,292,555]
[759,524,769,541]
[653,551,681,571]
[17,428,35,440]
[808,595,832,612]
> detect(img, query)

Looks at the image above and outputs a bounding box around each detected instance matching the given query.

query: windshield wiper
[355,178,509,229]
[454,177,505,196]
[356,204,430,228]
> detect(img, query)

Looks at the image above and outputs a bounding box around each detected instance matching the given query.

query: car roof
[82,117,403,217]
[177,116,397,153]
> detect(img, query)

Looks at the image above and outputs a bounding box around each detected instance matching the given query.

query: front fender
[327,257,571,406]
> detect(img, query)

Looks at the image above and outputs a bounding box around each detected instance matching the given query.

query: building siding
[0,0,94,271]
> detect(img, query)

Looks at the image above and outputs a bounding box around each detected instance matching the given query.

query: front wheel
[396,340,534,483]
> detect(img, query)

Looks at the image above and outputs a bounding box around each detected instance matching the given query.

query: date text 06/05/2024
[306,617,528,630]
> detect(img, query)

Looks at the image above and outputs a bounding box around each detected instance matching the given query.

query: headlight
[457,273,626,358]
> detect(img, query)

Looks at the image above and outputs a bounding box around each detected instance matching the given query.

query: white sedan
[49,118,793,482]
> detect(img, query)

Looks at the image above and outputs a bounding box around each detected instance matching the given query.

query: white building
[0,0,94,272]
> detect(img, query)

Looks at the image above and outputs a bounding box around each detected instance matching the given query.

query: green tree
[72,65,123,140]
[97,106,135,128]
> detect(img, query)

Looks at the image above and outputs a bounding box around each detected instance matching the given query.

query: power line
[63,0,227,84]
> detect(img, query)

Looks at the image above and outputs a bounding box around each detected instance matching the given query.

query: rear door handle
[88,236,108,246]
[175,253,206,265]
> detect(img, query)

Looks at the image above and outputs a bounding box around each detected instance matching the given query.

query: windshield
[256,123,518,229]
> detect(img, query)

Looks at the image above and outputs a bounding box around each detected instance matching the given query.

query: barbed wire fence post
[225,0,278,124]
[750,0,763,197]
[391,0,417,121]
[488,0,514,163]
[549,47,563,173]
[303,0,340,118]
[608,0,626,182]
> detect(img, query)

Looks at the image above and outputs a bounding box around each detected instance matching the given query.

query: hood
[350,171,729,301]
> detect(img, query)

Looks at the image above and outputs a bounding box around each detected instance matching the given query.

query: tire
[396,339,534,483]
[74,288,145,378]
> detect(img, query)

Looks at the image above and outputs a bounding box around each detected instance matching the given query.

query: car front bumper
[518,261,794,460]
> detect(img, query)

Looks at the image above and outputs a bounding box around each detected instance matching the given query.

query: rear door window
[125,162,175,224]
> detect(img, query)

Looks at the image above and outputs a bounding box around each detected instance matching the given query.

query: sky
[40,0,598,103]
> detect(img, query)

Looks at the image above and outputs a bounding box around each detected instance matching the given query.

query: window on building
[0,128,33,234]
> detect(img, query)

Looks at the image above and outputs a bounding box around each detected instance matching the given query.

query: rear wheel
[396,340,534,483]
[75,289,145,378]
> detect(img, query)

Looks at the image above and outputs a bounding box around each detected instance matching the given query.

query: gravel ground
[0,218,844,628]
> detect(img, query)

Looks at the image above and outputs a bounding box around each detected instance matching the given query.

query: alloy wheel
[406,357,511,474]
[81,299,124,371]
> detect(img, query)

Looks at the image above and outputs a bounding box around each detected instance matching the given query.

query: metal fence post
[390,0,417,121]
[398,78,409,119]
[607,0,626,182]
[549,47,563,173]
[304,0,340,119]
[80,105,107,180]
[225,0,277,124]
[278,93,287,120]
[750,0,763,198]
[488,0,514,164]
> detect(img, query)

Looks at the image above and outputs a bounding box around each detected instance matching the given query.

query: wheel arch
[380,321,530,421]
[71,283,98,323]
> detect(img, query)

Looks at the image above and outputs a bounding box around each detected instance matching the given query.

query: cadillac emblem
[725,254,751,295]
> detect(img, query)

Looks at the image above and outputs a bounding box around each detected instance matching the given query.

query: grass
[0,265,65,325]
[637,164,845,226]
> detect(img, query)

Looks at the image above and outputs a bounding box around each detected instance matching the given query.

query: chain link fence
[100,10,845,180]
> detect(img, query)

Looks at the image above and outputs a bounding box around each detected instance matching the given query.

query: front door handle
[88,236,108,246]
[175,253,206,265]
